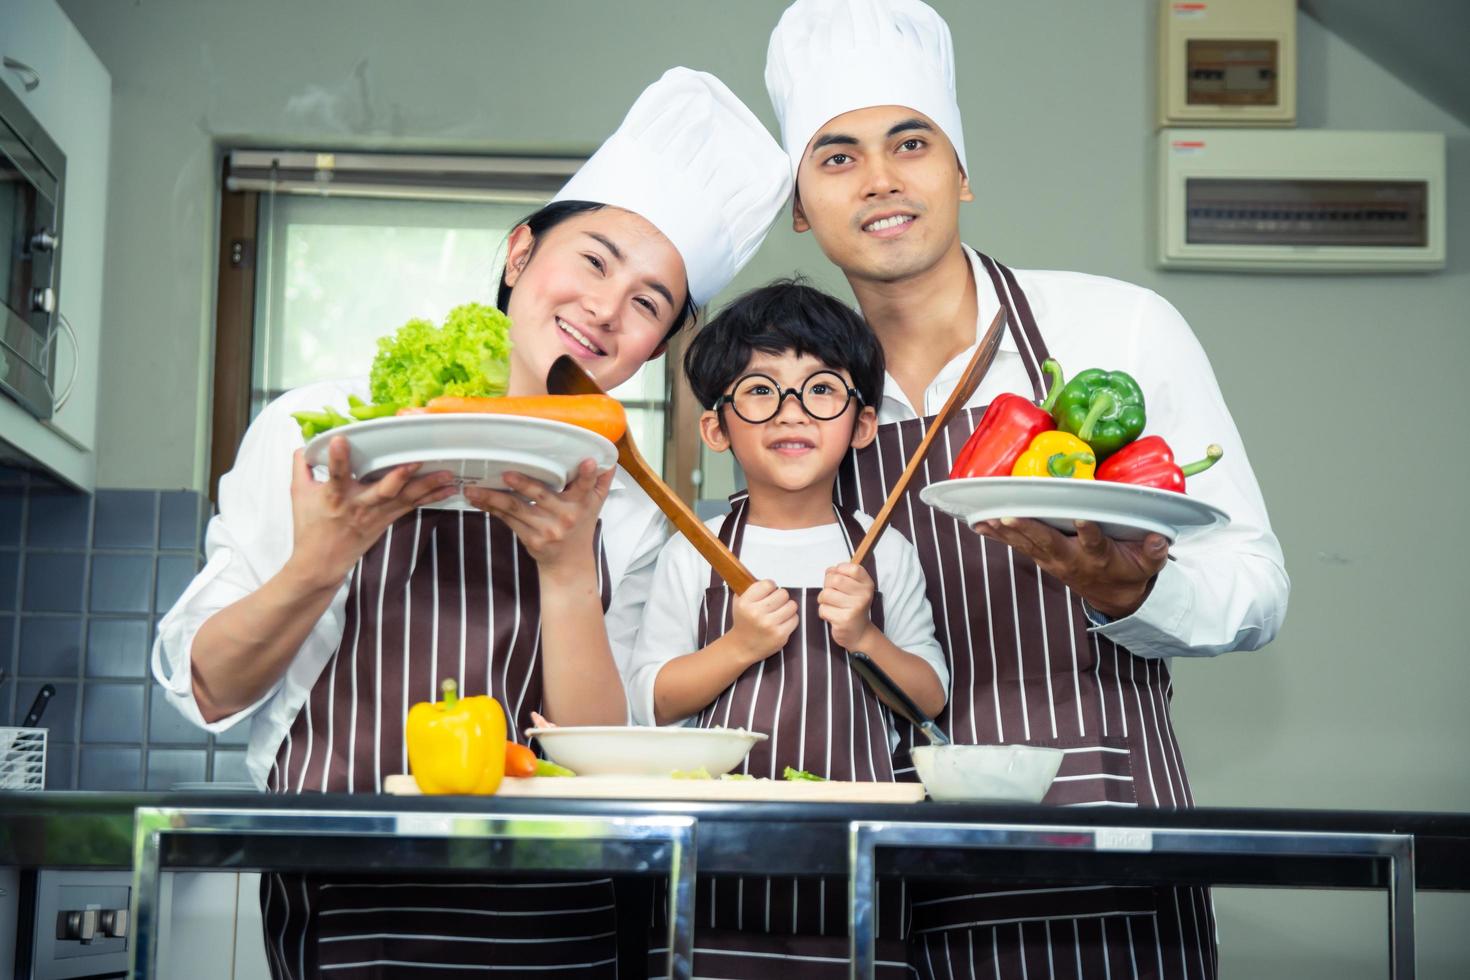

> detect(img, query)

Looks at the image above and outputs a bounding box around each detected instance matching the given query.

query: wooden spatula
[849,307,1008,566]
[547,355,757,594]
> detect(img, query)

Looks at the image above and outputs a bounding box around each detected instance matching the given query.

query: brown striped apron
[650,498,913,979]
[259,508,621,980]
[835,254,1219,979]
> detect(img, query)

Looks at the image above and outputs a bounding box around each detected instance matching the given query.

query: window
[211,151,685,498]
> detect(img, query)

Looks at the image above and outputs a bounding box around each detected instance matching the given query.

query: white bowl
[911,744,1064,803]
[527,726,767,777]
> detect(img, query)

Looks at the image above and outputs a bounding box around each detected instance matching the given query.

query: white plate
[919,477,1229,542]
[527,726,768,778]
[911,744,1064,803]
[303,414,617,510]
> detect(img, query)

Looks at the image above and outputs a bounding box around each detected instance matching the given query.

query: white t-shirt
[150,378,669,789]
[625,510,947,728]
[872,245,1290,659]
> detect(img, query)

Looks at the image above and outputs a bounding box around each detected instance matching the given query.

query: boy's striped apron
[836,254,1218,979]
[260,508,621,979]
[650,499,915,979]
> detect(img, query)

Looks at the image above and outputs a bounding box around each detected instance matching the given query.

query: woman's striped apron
[649,498,915,979]
[259,507,621,980]
[835,254,1219,979]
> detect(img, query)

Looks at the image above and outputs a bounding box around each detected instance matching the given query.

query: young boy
[626,279,945,978]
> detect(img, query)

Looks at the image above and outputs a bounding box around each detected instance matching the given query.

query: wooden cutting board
[383,774,925,803]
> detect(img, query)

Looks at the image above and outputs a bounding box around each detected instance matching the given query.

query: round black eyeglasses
[714,370,863,424]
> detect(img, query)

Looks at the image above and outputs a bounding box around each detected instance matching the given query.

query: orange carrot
[422,394,626,442]
[504,742,538,778]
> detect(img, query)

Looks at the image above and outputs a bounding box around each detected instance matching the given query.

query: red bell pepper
[949,360,1064,479]
[1095,436,1223,493]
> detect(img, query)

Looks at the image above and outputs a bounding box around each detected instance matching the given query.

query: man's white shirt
[870,246,1289,659]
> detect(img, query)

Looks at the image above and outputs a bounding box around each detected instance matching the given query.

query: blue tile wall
[0,468,240,792]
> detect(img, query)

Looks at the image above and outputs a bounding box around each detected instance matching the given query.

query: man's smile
[859,210,918,238]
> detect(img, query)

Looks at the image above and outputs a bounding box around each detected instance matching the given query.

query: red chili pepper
[1095,436,1223,493]
[949,360,1064,479]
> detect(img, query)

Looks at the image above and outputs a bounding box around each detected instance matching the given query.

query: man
[765,0,1290,976]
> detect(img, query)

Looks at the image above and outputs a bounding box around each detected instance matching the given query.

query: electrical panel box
[1157,0,1295,127]
[1157,129,1446,272]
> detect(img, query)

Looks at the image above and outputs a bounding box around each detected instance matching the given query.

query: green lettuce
[369,302,513,408]
[292,302,513,440]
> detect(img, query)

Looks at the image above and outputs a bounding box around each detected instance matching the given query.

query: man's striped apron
[836,254,1218,979]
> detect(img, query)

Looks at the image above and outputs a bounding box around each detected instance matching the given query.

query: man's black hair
[495,200,699,343]
[684,278,884,412]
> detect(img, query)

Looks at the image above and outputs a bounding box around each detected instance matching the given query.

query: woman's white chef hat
[553,67,792,307]
[765,0,967,177]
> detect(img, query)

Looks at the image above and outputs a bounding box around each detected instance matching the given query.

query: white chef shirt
[873,246,1289,660]
[151,378,669,788]
[625,510,948,729]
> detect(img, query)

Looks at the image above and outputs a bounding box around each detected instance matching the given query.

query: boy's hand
[729,579,799,663]
[818,562,878,651]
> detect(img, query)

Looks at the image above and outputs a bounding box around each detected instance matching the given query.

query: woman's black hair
[684,277,885,412]
[495,200,699,343]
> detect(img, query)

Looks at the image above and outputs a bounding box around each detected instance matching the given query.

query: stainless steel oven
[0,78,65,421]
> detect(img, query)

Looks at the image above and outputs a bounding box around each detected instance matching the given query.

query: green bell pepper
[1051,368,1146,461]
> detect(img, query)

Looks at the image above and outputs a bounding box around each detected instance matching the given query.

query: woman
[152,67,790,979]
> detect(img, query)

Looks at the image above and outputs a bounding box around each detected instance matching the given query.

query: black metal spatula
[848,652,950,746]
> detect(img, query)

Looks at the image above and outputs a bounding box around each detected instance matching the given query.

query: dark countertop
[3,791,1468,890]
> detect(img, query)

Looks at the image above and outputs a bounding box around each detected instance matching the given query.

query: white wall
[58,1,1470,973]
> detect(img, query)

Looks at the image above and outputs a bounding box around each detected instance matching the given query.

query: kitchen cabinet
[158,872,270,980]
[0,0,111,487]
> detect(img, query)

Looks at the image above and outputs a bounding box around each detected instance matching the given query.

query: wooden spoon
[849,307,1008,566]
[547,355,757,594]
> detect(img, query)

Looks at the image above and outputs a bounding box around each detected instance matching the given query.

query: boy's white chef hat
[553,67,792,307]
[765,0,967,177]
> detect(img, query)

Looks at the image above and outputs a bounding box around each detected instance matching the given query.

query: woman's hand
[287,437,456,589]
[728,579,800,664]
[818,562,878,650]
[464,459,613,578]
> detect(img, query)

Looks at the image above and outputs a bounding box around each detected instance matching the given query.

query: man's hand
[728,579,799,664]
[287,438,456,590]
[818,562,878,650]
[974,518,1169,619]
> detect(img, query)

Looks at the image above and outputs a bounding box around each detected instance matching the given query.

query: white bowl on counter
[911,744,1064,803]
[527,725,767,777]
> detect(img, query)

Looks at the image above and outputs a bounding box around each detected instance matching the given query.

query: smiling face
[791,105,973,286]
[500,207,688,395]
[700,349,877,504]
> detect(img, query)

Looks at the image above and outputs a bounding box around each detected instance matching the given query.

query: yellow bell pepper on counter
[1011,431,1097,479]
[405,678,507,795]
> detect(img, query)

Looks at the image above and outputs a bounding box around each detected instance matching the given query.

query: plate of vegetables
[295,303,624,508]
[920,360,1229,541]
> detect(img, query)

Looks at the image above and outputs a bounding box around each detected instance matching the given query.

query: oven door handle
[43,312,79,412]
[2,57,41,94]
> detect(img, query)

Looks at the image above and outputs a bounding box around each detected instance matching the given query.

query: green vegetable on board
[671,767,713,780]
[533,759,575,777]
[782,767,826,782]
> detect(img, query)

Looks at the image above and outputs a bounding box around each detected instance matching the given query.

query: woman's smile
[555,316,609,359]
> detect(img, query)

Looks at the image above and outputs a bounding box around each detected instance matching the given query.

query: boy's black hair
[495,200,699,343]
[684,278,884,412]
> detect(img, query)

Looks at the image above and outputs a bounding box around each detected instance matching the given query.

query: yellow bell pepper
[1011,431,1097,479]
[405,678,507,795]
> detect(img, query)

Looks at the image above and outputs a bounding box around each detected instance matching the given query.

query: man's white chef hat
[765,0,967,177]
[552,67,792,307]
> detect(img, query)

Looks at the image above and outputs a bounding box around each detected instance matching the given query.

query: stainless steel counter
[3,791,1468,978]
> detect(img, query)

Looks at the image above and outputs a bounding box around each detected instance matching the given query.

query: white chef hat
[765,0,967,177]
[552,67,791,307]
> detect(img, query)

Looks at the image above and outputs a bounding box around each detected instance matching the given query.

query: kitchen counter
[4,791,1466,977]
[2,790,1467,888]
